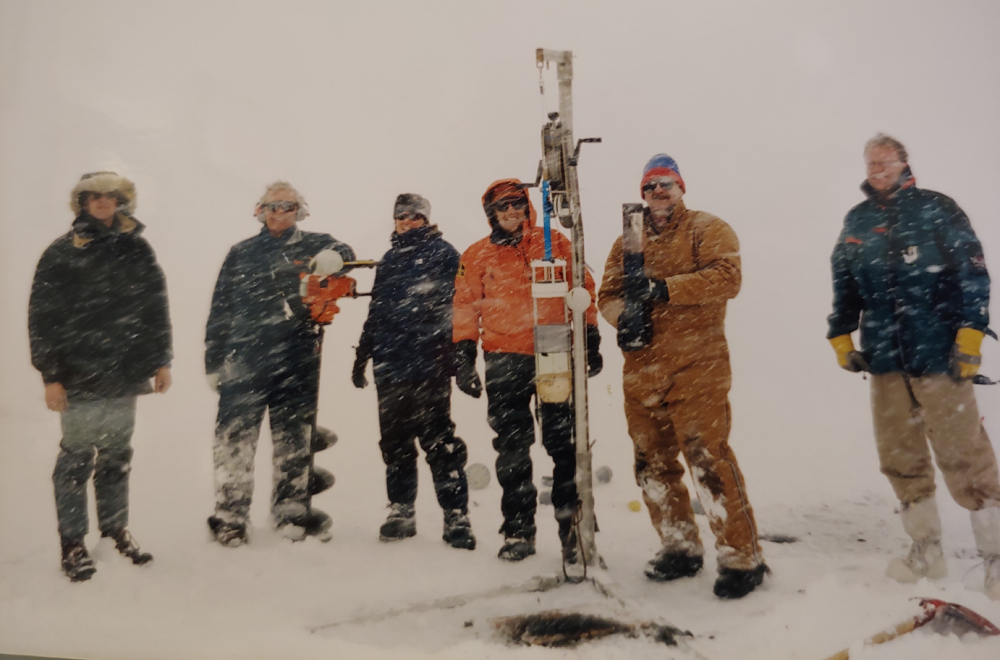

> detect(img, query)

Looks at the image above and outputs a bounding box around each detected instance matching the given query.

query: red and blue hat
[641,154,685,195]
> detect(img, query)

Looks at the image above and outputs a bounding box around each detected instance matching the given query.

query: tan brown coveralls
[598,201,763,570]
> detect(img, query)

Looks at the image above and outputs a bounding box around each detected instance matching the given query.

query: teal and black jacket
[827,172,991,376]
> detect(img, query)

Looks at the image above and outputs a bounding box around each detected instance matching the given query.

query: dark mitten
[586,325,603,378]
[454,340,483,398]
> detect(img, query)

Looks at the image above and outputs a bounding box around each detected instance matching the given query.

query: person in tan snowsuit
[598,154,767,599]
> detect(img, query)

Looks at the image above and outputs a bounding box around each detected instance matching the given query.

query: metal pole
[537,48,600,567]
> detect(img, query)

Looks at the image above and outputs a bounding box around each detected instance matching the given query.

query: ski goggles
[262,201,300,213]
[491,198,528,212]
[641,177,677,194]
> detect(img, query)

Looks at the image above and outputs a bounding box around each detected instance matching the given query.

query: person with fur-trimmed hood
[352,194,475,550]
[452,179,603,563]
[598,155,767,599]
[205,181,354,547]
[29,171,173,582]
[827,134,1000,599]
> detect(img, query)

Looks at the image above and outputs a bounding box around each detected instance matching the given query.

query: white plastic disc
[564,287,592,313]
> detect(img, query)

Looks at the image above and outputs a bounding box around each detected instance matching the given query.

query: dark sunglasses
[88,191,119,201]
[263,201,299,213]
[492,198,528,212]
[394,213,427,222]
[641,178,676,194]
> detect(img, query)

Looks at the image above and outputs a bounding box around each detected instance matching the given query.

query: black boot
[106,529,153,565]
[60,537,96,582]
[644,549,704,582]
[208,516,248,547]
[557,515,586,581]
[442,509,476,550]
[498,536,536,562]
[713,564,769,599]
[379,503,416,542]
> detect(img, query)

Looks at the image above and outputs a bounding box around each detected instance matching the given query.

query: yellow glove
[829,334,869,373]
[950,328,984,380]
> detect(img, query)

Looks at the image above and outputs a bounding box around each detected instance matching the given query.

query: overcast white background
[1,2,999,659]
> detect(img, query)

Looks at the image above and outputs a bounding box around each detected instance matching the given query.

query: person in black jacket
[353,194,475,550]
[29,171,172,582]
[206,181,354,547]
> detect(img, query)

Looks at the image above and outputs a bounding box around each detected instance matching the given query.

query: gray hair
[864,133,908,163]
[255,180,310,222]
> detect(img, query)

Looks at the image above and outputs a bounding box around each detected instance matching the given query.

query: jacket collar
[391,224,440,250]
[861,166,917,203]
[72,213,143,248]
[644,200,687,235]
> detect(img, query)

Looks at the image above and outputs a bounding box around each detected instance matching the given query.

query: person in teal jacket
[827,133,1000,600]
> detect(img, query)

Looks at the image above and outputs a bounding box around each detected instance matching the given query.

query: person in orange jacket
[452,179,602,563]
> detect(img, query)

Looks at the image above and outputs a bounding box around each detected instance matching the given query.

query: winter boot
[970,506,1000,600]
[60,537,96,582]
[644,548,704,582]
[208,515,248,548]
[379,503,416,542]
[713,564,770,599]
[442,509,476,550]
[104,529,153,565]
[279,508,333,543]
[886,498,947,583]
[498,536,536,562]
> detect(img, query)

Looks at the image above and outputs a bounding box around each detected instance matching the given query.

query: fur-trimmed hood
[70,171,137,216]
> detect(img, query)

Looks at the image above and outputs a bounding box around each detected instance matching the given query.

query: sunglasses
[262,201,299,213]
[641,178,676,194]
[394,213,427,222]
[492,198,528,212]
[88,191,119,201]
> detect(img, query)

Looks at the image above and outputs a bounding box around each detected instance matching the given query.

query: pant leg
[376,380,420,506]
[485,353,538,539]
[267,363,317,525]
[909,374,1000,511]
[411,378,469,513]
[623,388,703,556]
[213,379,267,526]
[91,397,137,536]
[53,398,103,541]
[538,401,576,516]
[666,353,762,570]
[870,373,937,506]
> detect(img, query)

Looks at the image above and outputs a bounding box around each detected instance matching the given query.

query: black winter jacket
[357,225,460,384]
[205,225,355,378]
[29,214,172,398]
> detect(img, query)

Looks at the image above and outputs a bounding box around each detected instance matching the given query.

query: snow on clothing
[29,212,172,545]
[828,174,999,512]
[827,174,991,376]
[357,225,460,384]
[452,179,600,540]
[598,201,764,571]
[206,226,354,527]
[452,179,599,355]
[29,215,172,398]
[356,224,469,512]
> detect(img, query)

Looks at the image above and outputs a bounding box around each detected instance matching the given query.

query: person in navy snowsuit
[205,181,354,546]
[352,194,475,550]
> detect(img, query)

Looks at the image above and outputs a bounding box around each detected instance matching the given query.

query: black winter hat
[393,193,431,220]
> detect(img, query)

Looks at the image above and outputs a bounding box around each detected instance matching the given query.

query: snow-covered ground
[3,2,1000,659]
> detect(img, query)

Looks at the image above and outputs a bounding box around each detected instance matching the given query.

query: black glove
[454,339,483,398]
[843,352,870,373]
[586,325,603,378]
[646,278,669,302]
[352,346,369,389]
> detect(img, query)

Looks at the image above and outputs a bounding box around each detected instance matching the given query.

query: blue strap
[541,180,553,261]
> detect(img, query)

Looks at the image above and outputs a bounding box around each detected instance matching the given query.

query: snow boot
[644,549,704,582]
[208,515,248,548]
[713,564,769,599]
[498,536,536,562]
[104,529,153,565]
[379,503,416,542]
[442,509,476,550]
[970,506,1000,600]
[279,508,333,543]
[60,537,96,582]
[886,498,947,583]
